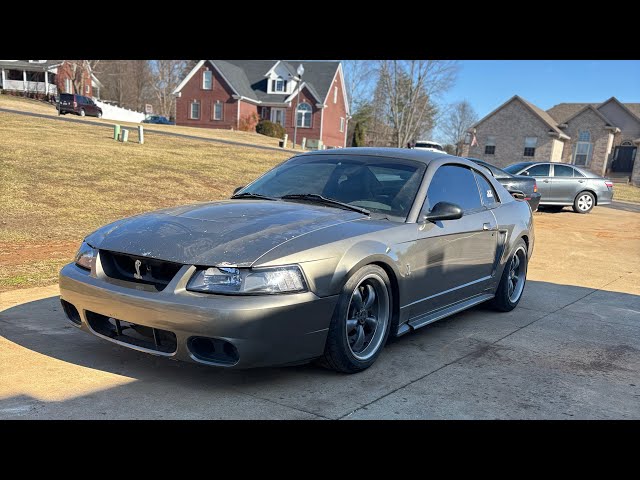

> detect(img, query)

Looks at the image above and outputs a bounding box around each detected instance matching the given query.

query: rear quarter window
[473,170,499,207]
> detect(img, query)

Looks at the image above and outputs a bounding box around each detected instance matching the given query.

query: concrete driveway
[1,206,639,419]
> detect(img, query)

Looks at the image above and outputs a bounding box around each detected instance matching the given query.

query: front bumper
[59,262,338,368]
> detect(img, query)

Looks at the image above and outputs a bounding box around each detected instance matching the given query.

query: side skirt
[396,293,495,337]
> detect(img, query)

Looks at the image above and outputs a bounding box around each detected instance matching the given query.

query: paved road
[0,107,287,154]
[604,201,640,214]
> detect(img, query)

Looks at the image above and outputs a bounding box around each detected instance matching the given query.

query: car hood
[85,200,367,267]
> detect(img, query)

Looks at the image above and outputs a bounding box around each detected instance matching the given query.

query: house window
[271,78,287,93]
[578,130,590,142]
[333,86,338,104]
[65,78,72,93]
[296,103,312,128]
[339,117,345,133]
[212,101,223,121]
[524,137,537,157]
[190,100,200,120]
[484,136,496,155]
[574,142,591,166]
[271,108,286,126]
[85,84,90,94]
[260,107,269,119]
[203,70,213,90]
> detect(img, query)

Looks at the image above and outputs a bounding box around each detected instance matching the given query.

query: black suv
[58,93,102,118]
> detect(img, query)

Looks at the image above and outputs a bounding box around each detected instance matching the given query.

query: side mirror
[423,201,463,223]
[520,171,530,176]
[233,186,244,195]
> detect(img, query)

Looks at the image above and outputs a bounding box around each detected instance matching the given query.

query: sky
[432,60,640,143]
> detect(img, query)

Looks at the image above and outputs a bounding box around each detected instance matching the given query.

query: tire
[321,265,392,373]
[97,111,102,118]
[572,191,595,214]
[80,109,86,117]
[489,239,528,312]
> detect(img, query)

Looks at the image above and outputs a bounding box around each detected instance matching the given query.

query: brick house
[173,60,349,148]
[461,95,640,185]
[0,60,101,98]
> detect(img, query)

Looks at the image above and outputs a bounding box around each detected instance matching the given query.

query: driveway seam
[338,274,626,419]
[229,389,331,420]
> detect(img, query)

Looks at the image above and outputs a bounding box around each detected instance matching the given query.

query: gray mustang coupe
[59,148,534,373]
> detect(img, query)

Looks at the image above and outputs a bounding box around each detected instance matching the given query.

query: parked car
[413,140,445,153]
[58,93,102,118]
[59,148,534,373]
[503,162,613,214]
[467,158,541,212]
[143,115,174,125]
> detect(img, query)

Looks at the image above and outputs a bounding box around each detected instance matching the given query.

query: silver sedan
[503,162,614,213]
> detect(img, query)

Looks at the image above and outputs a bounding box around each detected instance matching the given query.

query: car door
[549,164,580,203]
[520,163,551,199]
[405,164,498,322]
[85,97,98,116]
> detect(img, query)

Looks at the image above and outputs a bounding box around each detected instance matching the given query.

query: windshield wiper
[231,192,277,201]
[281,194,370,215]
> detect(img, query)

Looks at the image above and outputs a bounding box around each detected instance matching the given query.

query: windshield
[503,162,532,174]
[415,142,443,151]
[239,154,426,221]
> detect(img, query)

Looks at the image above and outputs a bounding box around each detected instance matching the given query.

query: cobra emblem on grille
[134,259,143,279]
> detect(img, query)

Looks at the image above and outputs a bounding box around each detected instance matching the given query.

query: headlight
[186,265,307,295]
[74,241,97,270]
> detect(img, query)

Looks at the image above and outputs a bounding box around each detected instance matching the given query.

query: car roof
[295,147,451,165]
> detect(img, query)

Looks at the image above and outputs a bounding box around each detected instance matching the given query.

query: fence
[93,99,146,123]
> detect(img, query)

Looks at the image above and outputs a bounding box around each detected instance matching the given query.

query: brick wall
[55,61,92,97]
[284,87,321,146]
[561,108,612,176]
[321,68,348,148]
[176,62,238,129]
[467,99,557,168]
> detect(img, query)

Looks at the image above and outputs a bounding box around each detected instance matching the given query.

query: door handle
[543,179,550,183]
[578,180,585,183]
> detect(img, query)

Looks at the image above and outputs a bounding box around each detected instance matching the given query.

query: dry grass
[613,183,640,204]
[0,110,290,291]
[0,94,297,149]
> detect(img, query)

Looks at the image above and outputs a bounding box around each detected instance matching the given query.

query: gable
[598,100,640,133]
[474,96,565,137]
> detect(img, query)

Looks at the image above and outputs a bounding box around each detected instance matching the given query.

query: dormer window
[270,77,287,93]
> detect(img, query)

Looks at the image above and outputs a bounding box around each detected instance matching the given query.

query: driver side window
[422,165,483,215]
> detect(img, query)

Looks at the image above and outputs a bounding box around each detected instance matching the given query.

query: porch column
[22,70,27,92]
[1,68,5,88]
[44,70,48,95]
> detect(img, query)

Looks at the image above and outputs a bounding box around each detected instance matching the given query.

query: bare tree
[150,60,188,118]
[342,60,374,113]
[377,60,458,148]
[130,61,152,112]
[442,100,478,155]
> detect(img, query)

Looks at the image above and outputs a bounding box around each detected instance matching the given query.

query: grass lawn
[0,110,290,291]
[614,183,640,204]
[0,94,297,149]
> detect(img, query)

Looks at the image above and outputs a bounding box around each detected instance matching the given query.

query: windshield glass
[240,154,426,221]
[415,142,443,150]
[503,162,531,174]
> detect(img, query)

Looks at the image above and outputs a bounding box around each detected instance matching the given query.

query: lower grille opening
[188,336,239,365]
[61,299,81,325]
[86,311,177,354]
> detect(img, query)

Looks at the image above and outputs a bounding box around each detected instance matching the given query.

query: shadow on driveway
[1,280,639,419]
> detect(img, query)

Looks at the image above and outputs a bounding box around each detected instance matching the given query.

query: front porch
[1,68,58,96]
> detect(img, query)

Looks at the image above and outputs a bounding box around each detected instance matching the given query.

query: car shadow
[1,280,639,419]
